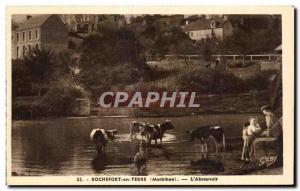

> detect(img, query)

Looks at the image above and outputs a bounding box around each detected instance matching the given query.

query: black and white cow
[145,120,174,145]
[187,125,225,153]
[130,121,147,139]
[90,128,117,154]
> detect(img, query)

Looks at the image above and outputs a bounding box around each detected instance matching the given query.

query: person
[261,105,278,136]
[241,118,262,161]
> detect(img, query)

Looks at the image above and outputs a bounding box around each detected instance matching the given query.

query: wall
[187,27,226,41]
[187,29,212,41]
[41,15,68,53]
[222,21,233,38]
[212,28,223,40]
[260,62,281,71]
[12,28,41,59]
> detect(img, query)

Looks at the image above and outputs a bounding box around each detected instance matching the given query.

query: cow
[145,120,174,145]
[187,125,225,153]
[90,128,117,154]
[130,121,148,140]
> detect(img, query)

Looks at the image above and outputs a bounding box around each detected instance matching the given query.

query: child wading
[241,118,262,161]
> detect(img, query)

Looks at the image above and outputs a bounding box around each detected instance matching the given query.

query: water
[11,114,264,176]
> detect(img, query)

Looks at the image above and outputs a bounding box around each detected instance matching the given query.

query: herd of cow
[89,120,226,173]
[89,119,226,154]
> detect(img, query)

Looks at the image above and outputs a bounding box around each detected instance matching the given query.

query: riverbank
[13,90,280,119]
[97,91,273,117]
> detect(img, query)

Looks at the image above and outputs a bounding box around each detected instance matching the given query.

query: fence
[163,54,281,62]
[211,54,281,61]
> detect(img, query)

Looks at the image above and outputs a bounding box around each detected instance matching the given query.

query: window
[28,44,31,52]
[29,31,32,40]
[35,29,38,39]
[16,33,19,42]
[211,20,216,28]
[16,46,19,58]
[22,32,25,41]
[35,44,39,49]
[22,45,26,55]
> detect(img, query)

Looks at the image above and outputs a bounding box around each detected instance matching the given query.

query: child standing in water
[241,118,262,161]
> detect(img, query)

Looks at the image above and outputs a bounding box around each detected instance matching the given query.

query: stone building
[60,14,126,35]
[183,16,233,41]
[12,15,68,59]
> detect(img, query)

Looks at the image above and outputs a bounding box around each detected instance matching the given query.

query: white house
[183,17,233,41]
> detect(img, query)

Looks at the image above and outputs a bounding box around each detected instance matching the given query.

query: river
[12,114,268,176]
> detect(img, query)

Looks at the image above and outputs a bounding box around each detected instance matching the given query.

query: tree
[151,27,193,58]
[223,17,282,66]
[23,48,55,96]
[78,27,147,98]
[12,60,31,97]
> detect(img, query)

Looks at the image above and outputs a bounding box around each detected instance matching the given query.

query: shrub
[245,71,275,91]
[31,86,88,117]
[178,70,245,94]
[12,101,32,119]
[178,69,275,95]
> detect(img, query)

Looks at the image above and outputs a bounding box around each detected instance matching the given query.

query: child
[241,118,262,161]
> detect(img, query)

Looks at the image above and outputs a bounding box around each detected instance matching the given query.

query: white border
[1,0,297,190]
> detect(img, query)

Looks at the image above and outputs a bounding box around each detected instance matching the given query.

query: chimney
[223,15,228,21]
[26,15,32,20]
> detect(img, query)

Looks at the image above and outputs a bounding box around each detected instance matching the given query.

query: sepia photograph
[6,6,294,186]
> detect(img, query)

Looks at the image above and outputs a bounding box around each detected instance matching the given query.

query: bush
[12,101,32,119]
[178,69,275,95]
[245,71,275,91]
[178,70,245,94]
[31,86,88,117]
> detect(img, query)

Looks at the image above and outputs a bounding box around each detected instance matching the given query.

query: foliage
[23,48,55,84]
[12,60,33,97]
[150,27,194,57]
[31,86,87,117]
[12,101,32,119]
[78,27,147,97]
[13,48,79,97]
[223,22,281,55]
[177,69,275,94]
[178,70,246,94]
[245,71,275,91]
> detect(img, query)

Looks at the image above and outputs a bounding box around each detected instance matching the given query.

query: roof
[275,44,282,51]
[183,18,227,32]
[16,15,52,31]
[68,31,85,39]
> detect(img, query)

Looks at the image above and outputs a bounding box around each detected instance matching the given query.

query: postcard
[6,6,294,186]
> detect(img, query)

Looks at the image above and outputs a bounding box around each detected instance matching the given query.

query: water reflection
[13,123,75,175]
[190,153,224,173]
[91,154,107,172]
[12,114,262,176]
[132,140,148,175]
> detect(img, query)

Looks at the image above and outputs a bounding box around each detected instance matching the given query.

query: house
[275,44,282,54]
[183,16,233,41]
[12,15,68,59]
[60,14,126,35]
